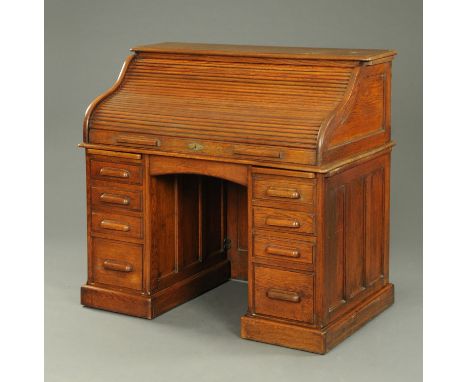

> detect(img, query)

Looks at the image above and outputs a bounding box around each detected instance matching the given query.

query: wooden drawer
[92,238,142,290]
[254,265,314,323]
[253,174,316,206]
[253,206,316,235]
[253,233,315,266]
[90,159,143,185]
[88,129,316,166]
[91,211,143,239]
[91,186,142,212]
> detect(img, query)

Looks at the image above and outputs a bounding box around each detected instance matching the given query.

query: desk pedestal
[81,150,393,354]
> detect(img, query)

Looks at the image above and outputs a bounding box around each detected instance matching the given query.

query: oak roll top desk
[80,42,396,354]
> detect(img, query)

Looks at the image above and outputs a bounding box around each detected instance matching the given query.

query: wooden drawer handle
[265,217,300,228]
[233,146,282,159]
[265,246,300,258]
[99,193,130,206]
[266,289,301,303]
[266,187,300,199]
[103,259,133,272]
[99,167,130,179]
[117,135,160,147]
[100,219,130,232]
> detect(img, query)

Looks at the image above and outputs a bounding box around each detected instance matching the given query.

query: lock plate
[188,142,204,151]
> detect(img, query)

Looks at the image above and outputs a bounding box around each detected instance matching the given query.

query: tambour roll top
[84,42,396,168]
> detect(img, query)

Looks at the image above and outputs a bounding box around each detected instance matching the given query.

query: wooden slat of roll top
[99,95,334,120]
[100,89,331,116]
[91,109,331,148]
[121,82,346,101]
[95,108,325,135]
[91,124,317,149]
[93,99,325,146]
[110,89,342,108]
[108,90,341,114]
[128,67,353,82]
[93,115,318,147]
[103,94,335,117]
[95,108,323,134]
[125,64,351,90]
[127,60,354,76]
[128,59,354,73]
[91,123,317,149]
[122,83,348,99]
[128,71,351,88]
[125,71,351,91]
[101,96,331,124]
[122,78,348,105]
[97,103,328,134]
[130,56,356,70]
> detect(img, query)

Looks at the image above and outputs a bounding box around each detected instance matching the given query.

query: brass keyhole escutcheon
[188,142,204,151]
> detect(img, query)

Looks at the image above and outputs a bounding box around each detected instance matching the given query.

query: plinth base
[81,260,231,319]
[241,283,394,354]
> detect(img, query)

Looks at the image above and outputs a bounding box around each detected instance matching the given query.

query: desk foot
[240,283,394,354]
[81,259,231,319]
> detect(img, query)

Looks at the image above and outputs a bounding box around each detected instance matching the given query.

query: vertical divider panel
[85,151,93,284]
[143,154,152,294]
[151,174,178,290]
[247,165,254,314]
[226,183,248,280]
[177,175,200,269]
[315,173,326,326]
[174,175,180,274]
[198,176,204,262]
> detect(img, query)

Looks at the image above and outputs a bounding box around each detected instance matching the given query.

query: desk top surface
[131,42,396,62]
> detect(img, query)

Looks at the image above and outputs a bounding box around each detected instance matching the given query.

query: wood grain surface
[80,42,396,354]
